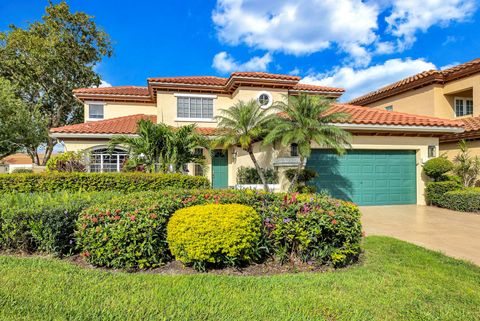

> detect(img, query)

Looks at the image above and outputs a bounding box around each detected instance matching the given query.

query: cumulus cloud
[385,0,477,49]
[212,0,477,65]
[302,58,437,101]
[99,80,112,87]
[212,51,272,73]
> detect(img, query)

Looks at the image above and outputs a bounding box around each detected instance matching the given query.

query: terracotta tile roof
[440,116,480,142]
[291,83,345,93]
[230,72,300,81]
[147,76,227,86]
[349,58,480,105]
[73,86,150,97]
[279,104,462,129]
[1,153,49,165]
[50,114,219,136]
[50,114,157,134]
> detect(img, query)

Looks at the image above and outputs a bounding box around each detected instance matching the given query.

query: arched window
[88,147,128,172]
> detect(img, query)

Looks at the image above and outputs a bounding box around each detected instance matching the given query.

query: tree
[0,78,47,161]
[454,140,480,187]
[214,100,276,191]
[0,1,113,165]
[264,94,351,191]
[164,124,210,173]
[109,120,171,173]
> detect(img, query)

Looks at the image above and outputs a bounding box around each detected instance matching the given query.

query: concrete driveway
[360,205,480,265]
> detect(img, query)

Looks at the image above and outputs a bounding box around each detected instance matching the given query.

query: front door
[212,149,228,188]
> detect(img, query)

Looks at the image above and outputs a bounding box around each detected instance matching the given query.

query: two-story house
[349,58,480,158]
[51,72,463,205]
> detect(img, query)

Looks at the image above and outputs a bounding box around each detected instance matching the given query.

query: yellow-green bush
[167,204,261,268]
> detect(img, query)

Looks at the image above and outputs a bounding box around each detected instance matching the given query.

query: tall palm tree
[108,119,171,173]
[165,124,210,173]
[214,99,276,191]
[264,94,352,191]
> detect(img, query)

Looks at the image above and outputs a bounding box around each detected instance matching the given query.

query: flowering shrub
[167,204,261,269]
[76,189,362,269]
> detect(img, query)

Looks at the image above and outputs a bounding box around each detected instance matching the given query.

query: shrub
[285,168,318,192]
[0,172,210,193]
[263,194,362,267]
[167,204,261,269]
[236,166,278,184]
[454,140,480,187]
[76,193,180,269]
[425,181,461,206]
[46,152,86,172]
[423,157,454,182]
[11,168,34,174]
[0,192,117,255]
[438,188,480,212]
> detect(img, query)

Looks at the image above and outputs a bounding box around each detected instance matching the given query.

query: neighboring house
[50,72,463,205]
[349,58,480,158]
[1,153,48,173]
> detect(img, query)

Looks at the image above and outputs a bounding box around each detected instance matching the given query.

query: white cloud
[302,58,437,101]
[212,0,477,64]
[213,0,379,63]
[99,80,112,87]
[289,67,300,75]
[385,0,477,49]
[212,51,272,73]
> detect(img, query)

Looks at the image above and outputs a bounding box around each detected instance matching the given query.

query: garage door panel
[306,150,416,205]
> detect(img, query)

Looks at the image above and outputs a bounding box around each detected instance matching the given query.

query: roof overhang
[50,133,137,139]
[333,123,464,134]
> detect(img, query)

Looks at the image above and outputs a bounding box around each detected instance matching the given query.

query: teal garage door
[306,150,416,205]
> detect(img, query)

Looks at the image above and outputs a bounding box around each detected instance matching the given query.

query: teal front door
[212,149,228,188]
[306,150,416,206]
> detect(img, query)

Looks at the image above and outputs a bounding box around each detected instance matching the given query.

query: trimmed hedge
[76,189,362,269]
[438,188,480,212]
[167,204,261,269]
[425,181,461,206]
[0,172,210,193]
[0,192,118,255]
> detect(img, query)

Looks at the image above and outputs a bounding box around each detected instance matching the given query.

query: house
[0,153,48,173]
[349,58,480,158]
[50,72,463,205]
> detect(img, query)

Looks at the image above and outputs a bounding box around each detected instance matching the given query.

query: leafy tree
[264,94,351,191]
[109,120,171,173]
[0,78,47,161]
[214,100,276,191]
[0,1,113,164]
[454,140,480,187]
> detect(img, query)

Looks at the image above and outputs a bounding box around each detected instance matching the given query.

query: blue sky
[1,0,479,101]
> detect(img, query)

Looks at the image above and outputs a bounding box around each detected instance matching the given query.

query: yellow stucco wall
[440,140,480,159]
[83,102,157,121]
[156,87,288,128]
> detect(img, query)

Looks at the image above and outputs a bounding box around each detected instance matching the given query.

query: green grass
[0,236,479,321]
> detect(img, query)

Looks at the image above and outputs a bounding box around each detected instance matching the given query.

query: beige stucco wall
[62,140,111,152]
[367,74,479,119]
[156,87,288,128]
[84,102,157,121]
[440,140,480,159]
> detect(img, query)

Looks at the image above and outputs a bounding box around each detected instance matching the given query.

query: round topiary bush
[423,157,454,182]
[167,204,261,269]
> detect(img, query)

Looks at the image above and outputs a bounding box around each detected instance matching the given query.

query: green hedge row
[425,181,461,206]
[0,173,210,193]
[0,192,119,255]
[438,188,480,212]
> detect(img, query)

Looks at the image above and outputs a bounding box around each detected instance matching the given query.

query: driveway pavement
[360,205,480,265]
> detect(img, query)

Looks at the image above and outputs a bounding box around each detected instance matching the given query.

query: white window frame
[174,93,216,122]
[87,147,128,172]
[454,97,473,117]
[87,102,105,121]
[256,91,273,109]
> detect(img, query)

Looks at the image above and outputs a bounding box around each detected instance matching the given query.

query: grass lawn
[0,236,479,321]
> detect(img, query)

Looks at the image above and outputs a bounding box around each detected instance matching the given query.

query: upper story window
[88,103,104,120]
[385,105,393,112]
[257,91,273,108]
[176,95,214,120]
[455,97,473,117]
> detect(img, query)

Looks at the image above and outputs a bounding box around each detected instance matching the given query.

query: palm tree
[108,119,171,173]
[214,99,276,191]
[264,94,352,191]
[165,124,210,173]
